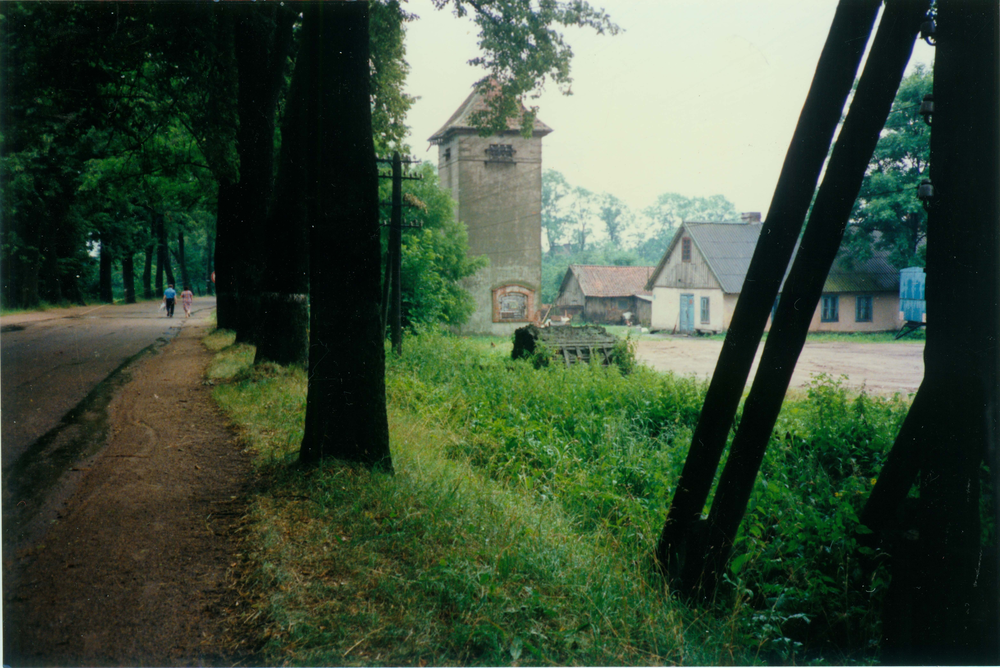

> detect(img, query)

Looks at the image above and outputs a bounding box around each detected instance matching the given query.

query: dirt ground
[635,335,924,396]
[3,321,252,666]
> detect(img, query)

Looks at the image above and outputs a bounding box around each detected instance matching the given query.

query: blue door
[679,294,695,332]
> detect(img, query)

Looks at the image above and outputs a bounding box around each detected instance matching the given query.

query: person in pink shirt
[180,286,195,318]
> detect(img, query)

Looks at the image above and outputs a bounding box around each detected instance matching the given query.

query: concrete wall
[438,131,543,336]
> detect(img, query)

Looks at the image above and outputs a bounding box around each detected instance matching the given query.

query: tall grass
[387,329,913,662]
[207,329,746,666]
[208,326,916,664]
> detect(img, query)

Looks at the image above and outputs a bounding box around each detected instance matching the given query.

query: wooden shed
[553,264,655,326]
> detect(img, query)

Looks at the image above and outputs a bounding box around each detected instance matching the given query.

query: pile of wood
[512,324,618,367]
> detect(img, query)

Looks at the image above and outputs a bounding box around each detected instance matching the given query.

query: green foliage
[388,331,914,661]
[843,66,932,270]
[383,164,488,327]
[433,1,620,137]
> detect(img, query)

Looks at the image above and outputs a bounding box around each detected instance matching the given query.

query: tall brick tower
[429,87,552,336]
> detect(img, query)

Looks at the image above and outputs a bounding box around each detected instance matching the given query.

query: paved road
[1,298,217,469]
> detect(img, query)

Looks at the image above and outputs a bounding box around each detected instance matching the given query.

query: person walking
[163,284,177,317]
[180,286,194,318]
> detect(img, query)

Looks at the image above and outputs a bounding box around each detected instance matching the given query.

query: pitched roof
[428,86,553,144]
[561,265,656,298]
[645,221,761,293]
[645,220,900,294]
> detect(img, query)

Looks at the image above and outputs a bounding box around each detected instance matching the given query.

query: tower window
[443,148,451,161]
[485,143,515,163]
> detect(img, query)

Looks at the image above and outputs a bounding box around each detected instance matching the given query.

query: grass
[205,329,750,666]
[206,325,930,665]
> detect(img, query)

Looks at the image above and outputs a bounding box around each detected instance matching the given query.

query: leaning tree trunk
[299,2,392,471]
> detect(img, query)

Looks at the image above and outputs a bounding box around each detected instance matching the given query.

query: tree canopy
[843,65,932,269]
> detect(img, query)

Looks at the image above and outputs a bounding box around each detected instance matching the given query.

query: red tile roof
[563,265,656,298]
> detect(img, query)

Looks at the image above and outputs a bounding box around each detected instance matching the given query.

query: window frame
[821,294,839,322]
[855,294,873,323]
[681,237,692,262]
[700,296,710,324]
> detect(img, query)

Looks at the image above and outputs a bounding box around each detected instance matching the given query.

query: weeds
[208,326,917,665]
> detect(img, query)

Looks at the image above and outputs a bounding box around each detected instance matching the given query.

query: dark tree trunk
[142,240,153,300]
[215,180,239,329]
[254,8,309,366]
[230,4,294,345]
[877,1,999,662]
[205,232,214,296]
[99,235,114,303]
[174,230,191,292]
[155,213,165,296]
[122,252,136,304]
[656,0,882,577]
[299,2,392,471]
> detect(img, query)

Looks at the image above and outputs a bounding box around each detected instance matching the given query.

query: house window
[700,296,710,324]
[856,294,873,322]
[821,294,839,322]
[617,298,630,310]
[681,238,692,262]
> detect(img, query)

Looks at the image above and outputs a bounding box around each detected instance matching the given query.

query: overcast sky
[401,0,934,218]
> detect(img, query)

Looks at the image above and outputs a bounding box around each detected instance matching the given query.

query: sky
[401,0,934,219]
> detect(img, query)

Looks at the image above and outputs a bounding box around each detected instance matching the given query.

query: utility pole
[377,151,422,357]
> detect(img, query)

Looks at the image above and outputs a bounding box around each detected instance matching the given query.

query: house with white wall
[644,219,902,334]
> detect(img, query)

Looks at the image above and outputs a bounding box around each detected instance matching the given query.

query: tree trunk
[174,230,191,292]
[142,240,153,300]
[230,4,294,345]
[122,252,136,304]
[99,234,114,303]
[299,2,392,471]
[155,213,165,296]
[215,181,239,329]
[878,1,999,662]
[205,232,214,296]
[254,7,309,366]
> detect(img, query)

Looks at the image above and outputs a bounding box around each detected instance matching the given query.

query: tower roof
[428,86,552,144]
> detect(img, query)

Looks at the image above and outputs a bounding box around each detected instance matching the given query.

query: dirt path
[635,336,924,395]
[4,320,251,666]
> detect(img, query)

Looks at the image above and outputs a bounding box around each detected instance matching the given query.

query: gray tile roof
[646,220,900,295]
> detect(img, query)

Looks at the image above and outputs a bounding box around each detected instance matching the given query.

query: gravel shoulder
[635,335,924,396]
[3,320,252,666]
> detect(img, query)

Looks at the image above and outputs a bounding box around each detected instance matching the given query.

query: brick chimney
[740,212,762,223]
